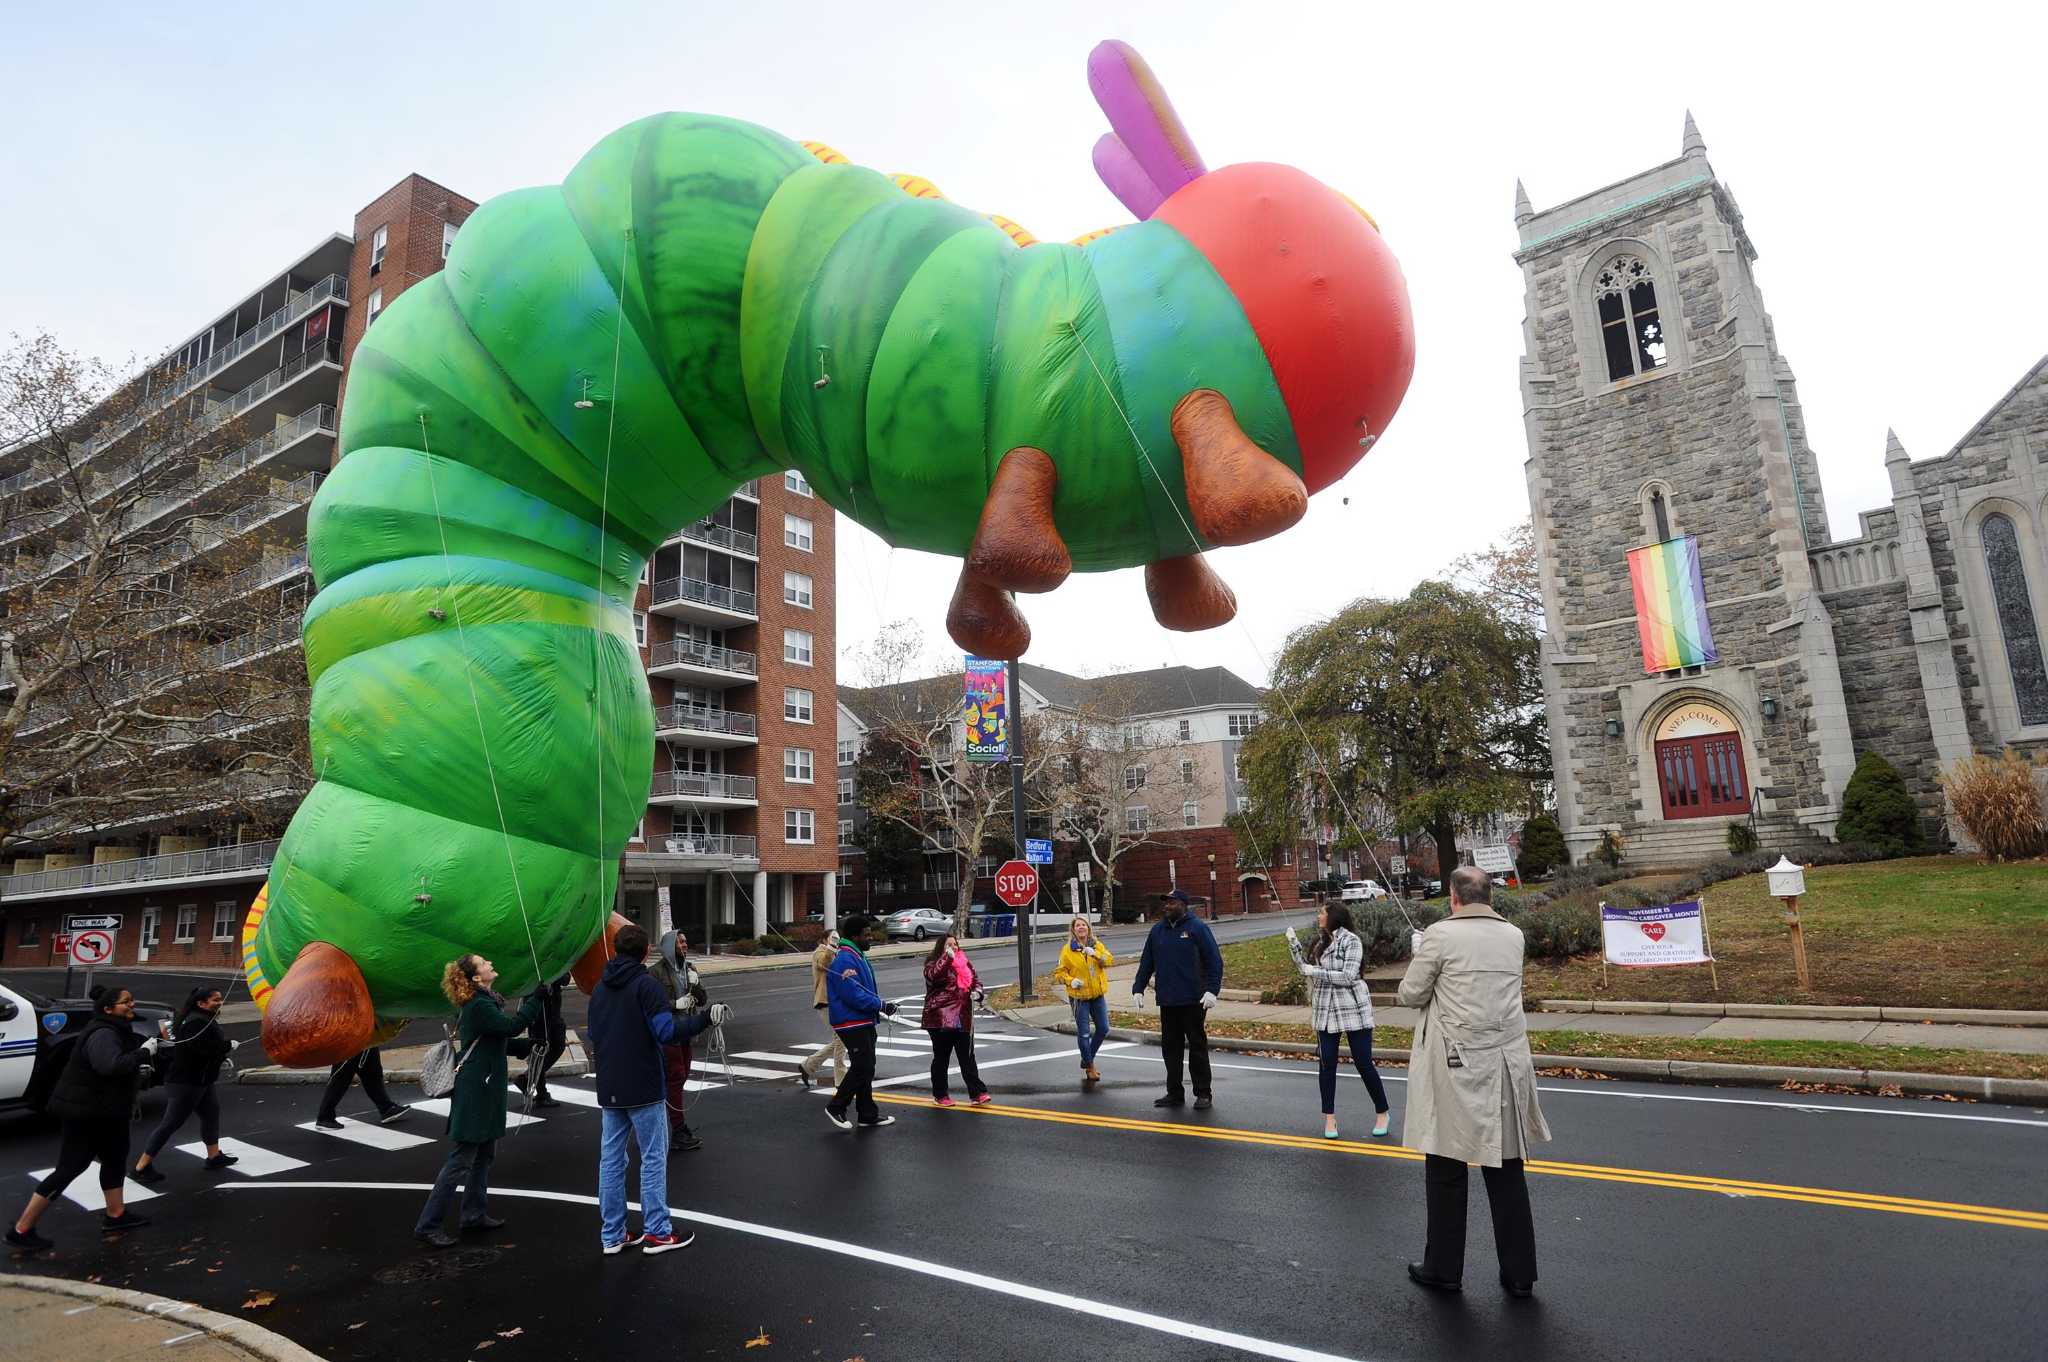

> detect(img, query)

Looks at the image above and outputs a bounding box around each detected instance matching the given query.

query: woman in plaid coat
[1293,903,1392,1139]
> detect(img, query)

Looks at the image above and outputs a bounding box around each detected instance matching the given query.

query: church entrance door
[1655,733,1750,819]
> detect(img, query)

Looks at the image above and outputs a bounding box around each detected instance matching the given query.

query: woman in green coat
[414,954,542,1248]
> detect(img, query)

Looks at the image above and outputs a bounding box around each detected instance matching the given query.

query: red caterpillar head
[1089,40,1415,494]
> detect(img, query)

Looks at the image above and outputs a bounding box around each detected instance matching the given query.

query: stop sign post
[994,860,1038,908]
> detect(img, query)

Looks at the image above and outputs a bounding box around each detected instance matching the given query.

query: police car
[0,978,175,1115]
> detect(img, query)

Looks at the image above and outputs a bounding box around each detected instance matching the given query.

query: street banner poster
[963,656,1010,763]
[1601,901,1712,967]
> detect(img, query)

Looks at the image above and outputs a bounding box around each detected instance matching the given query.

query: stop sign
[993,860,1038,908]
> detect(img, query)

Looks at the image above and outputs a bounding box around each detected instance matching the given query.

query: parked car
[881,907,952,941]
[1338,880,1389,902]
[0,977,175,1115]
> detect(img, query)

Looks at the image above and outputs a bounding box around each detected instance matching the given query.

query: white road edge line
[1091,1052,2048,1127]
[222,1182,1370,1362]
[871,1042,1134,1090]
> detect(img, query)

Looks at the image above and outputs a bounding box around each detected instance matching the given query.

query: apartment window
[1232,752,1244,782]
[370,225,388,274]
[212,901,238,942]
[1121,723,1143,748]
[784,747,815,783]
[1177,718,1192,741]
[173,904,198,944]
[1180,758,1196,785]
[633,611,647,646]
[785,809,815,844]
[634,817,646,845]
[837,866,854,887]
[785,687,814,723]
[640,562,650,585]
[366,289,383,327]
[142,910,160,949]
[837,738,859,764]
[838,819,854,846]
[784,629,813,666]
[19,917,39,947]
[1125,806,1151,834]
[1183,801,1200,828]
[442,221,457,260]
[1124,764,1147,791]
[783,570,813,608]
[785,470,813,497]
[1228,713,1258,737]
[783,514,814,552]
[838,777,854,804]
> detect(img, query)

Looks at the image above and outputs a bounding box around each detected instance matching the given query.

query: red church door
[1654,734,1750,819]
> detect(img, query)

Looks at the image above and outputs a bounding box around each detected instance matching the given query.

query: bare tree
[0,331,313,861]
[1449,518,1543,630]
[845,621,1060,935]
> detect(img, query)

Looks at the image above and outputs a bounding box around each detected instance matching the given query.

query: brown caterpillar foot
[946,570,1031,660]
[1145,554,1238,631]
[1172,388,1307,546]
[571,911,634,995]
[964,446,1071,593]
[261,942,376,1068]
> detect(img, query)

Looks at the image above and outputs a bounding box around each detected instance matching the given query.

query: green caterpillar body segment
[249,81,1417,1060]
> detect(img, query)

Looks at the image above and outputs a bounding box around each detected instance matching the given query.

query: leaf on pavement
[474,1342,495,1352]
[744,1327,772,1348]
[349,1323,368,1331]
[170,1258,195,1267]
[241,1291,277,1311]
[497,1328,524,1339]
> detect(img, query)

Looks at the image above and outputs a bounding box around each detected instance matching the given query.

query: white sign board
[70,929,116,965]
[1077,861,1091,882]
[1473,844,1515,874]
[1389,855,1407,876]
[655,882,673,937]
[1601,902,1711,968]
[66,914,122,931]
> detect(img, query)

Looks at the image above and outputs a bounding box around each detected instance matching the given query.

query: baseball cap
[1159,889,1190,904]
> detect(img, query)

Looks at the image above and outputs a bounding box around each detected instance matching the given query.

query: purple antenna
[1086,40,1205,219]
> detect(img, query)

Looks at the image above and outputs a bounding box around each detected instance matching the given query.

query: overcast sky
[6,3,2041,687]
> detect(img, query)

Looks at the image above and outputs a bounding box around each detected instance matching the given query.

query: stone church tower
[1516,116,1857,865]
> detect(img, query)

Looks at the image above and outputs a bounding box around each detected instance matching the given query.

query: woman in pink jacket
[922,935,992,1106]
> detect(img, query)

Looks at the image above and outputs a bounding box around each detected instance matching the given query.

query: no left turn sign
[70,929,115,965]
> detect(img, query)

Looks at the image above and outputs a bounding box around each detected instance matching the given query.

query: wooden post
[1700,896,1720,994]
[1781,894,1811,991]
[1598,900,1609,992]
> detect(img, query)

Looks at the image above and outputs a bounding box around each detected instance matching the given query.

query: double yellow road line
[876,1093,2048,1232]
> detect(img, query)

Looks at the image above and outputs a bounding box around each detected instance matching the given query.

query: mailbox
[1766,856,1806,898]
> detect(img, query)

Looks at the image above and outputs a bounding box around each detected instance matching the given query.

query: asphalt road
[3,914,2045,1360]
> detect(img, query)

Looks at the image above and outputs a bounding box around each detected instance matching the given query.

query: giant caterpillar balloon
[247,40,1414,1063]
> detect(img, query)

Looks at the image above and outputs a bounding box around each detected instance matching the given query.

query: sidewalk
[693,930,1065,975]
[1,1275,319,1361]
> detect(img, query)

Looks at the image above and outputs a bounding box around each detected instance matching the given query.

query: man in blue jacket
[588,923,722,1254]
[824,916,899,1131]
[1132,890,1224,1109]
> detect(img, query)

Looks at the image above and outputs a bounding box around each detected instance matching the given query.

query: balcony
[922,872,960,891]
[0,838,279,902]
[652,702,758,748]
[647,769,758,808]
[645,637,756,688]
[648,574,756,624]
[212,340,343,424]
[668,519,758,558]
[659,833,759,862]
[732,479,760,501]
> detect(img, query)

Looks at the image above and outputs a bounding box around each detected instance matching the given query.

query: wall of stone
[1827,581,1943,807]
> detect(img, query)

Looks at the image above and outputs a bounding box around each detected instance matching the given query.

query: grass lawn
[1108,1014,2048,1083]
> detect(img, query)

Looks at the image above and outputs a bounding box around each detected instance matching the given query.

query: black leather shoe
[416,1230,457,1249]
[1193,1096,1213,1110]
[530,1095,560,1110]
[131,1164,167,1185]
[1500,1274,1534,1299]
[460,1216,505,1233]
[1407,1262,1461,1293]
[1153,1095,1184,1108]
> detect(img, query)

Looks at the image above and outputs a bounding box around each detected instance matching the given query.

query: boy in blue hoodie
[824,916,899,1131]
[589,924,721,1253]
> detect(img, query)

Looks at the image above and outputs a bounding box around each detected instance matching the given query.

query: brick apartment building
[0,173,836,968]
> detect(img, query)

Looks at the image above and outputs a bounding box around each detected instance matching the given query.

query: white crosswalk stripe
[173,1137,307,1177]
[732,1051,805,1065]
[298,1117,434,1150]
[412,1097,543,1127]
[26,1171,159,1213]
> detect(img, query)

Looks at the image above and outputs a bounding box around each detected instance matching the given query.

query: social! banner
[1600,901,1711,967]
[963,657,1010,763]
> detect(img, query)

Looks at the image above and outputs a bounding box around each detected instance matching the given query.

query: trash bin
[991,913,1016,937]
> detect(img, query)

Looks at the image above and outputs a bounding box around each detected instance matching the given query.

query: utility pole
[1008,658,1034,1001]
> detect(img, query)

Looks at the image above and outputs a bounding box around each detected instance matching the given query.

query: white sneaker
[856,1115,896,1129]
[825,1108,854,1131]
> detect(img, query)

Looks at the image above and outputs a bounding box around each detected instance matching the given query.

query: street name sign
[1024,838,1053,865]
[1473,844,1514,874]
[993,861,1039,907]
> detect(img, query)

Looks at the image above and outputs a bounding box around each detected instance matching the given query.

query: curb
[1536,1000,2048,1027]
[1002,1010,2048,1107]
[694,932,1061,975]
[2,1274,322,1361]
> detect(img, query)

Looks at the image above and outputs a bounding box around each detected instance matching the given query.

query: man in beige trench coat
[1397,865,1550,1297]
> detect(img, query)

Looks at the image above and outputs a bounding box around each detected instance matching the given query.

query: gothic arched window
[1982,513,2048,725]
[1595,255,1669,383]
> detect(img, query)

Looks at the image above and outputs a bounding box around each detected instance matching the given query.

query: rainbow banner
[1628,535,1718,673]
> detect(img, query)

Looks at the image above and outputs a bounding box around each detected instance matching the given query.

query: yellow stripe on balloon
[986,214,1039,247]
[889,173,947,200]
[800,140,851,166]
[1070,225,1126,247]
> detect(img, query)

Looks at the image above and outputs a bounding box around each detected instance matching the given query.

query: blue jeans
[415,1139,496,1233]
[1072,995,1109,1067]
[1317,1028,1390,1116]
[599,1102,672,1246]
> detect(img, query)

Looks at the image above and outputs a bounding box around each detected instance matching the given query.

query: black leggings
[143,1083,221,1156]
[927,1027,987,1101]
[1316,1028,1391,1116]
[36,1116,130,1196]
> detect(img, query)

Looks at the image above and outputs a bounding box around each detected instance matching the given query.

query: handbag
[418,1029,481,1099]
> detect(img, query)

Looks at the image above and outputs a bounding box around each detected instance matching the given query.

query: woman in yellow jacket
[1055,916,1115,1083]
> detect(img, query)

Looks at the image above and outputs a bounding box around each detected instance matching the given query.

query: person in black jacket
[132,986,240,1184]
[7,986,160,1250]
[521,973,571,1110]
[1131,890,1225,1110]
